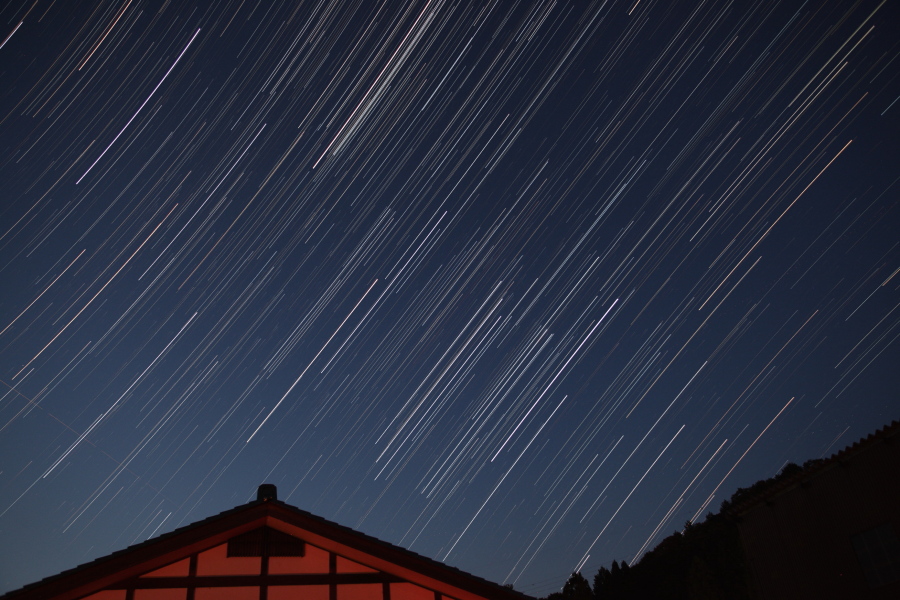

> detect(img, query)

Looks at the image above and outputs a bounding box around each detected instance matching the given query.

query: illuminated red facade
[1,485,529,600]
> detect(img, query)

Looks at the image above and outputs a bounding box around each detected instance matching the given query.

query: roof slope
[1,488,532,600]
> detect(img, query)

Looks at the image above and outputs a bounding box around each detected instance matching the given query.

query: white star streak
[76,28,201,184]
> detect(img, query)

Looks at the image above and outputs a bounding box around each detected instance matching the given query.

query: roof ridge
[1,494,533,600]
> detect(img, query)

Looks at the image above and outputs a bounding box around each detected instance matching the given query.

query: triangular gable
[2,497,529,600]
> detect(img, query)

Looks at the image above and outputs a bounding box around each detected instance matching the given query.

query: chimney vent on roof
[257,483,277,501]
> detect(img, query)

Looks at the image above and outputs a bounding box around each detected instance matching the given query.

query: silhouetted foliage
[540,460,832,600]
[592,565,610,596]
[588,510,749,599]
[562,572,592,600]
[720,461,804,512]
[588,482,768,599]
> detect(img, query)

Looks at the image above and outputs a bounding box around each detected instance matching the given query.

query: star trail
[0,0,898,595]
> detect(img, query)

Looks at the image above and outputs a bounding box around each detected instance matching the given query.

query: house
[731,420,900,600]
[1,484,530,600]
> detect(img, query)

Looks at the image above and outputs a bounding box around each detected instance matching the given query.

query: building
[1,484,530,600]
[732,420,900,600]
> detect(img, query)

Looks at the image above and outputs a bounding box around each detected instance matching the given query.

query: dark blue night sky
[0,0,898,595]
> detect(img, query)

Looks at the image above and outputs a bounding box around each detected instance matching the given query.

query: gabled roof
[1,486,532,600]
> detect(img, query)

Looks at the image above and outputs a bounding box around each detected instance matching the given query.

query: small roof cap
[257,483,277,501]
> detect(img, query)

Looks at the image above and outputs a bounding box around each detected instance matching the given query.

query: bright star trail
[0,1,898,596]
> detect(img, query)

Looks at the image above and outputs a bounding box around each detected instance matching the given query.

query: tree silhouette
[592,566,610,598]
[537,460,848,600]
[562,572,592,600]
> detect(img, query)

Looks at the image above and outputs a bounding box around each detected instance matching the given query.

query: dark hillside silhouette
[541,461,819,600]
[539,420,900,599]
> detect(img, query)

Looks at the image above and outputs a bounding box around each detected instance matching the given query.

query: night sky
[1,0,898,595]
